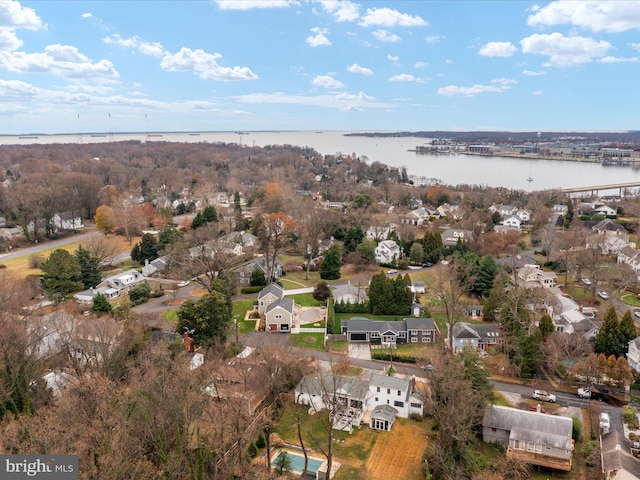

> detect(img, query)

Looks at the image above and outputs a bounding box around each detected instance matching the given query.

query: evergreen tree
[158,226,183,251]
[620,310,637,345]
[477,255,498,298]
[75,245,102,289]
[202,205,218,223]
[191,212,205,229]
[130,243,141,263]
[91,292,113,315]
[368,271,389,315]
[538,313,554,339]
[482,276,506,322]
[320,244,342,280]
[41,249,83,299]
[176,287,232,346]
[595,306,626,357]
[138,233,159,263]
[343,226,364,254]
[409,242,424,265]
[249,269,267,287]
[422,229,443,263]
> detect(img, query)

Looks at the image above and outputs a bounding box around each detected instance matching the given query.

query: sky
[1,0,639,134]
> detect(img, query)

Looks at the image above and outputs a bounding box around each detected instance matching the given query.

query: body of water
[0,130,637,193]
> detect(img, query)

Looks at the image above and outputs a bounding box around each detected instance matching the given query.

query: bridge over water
[550,181,640,196]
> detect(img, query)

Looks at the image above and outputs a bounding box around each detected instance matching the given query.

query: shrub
[29,253,45,269]
[255,433,266,449]
[247,443,258,458]
[624,406,639,429]
[371,351,417,363]
[240,286,264,294]
[129,282,152,306]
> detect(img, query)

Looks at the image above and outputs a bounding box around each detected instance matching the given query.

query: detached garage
[349,332,368,342]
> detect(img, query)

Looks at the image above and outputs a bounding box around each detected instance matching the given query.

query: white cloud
[103,34,166,58]
[160,48,258,81]
[437,77,516,97]
[306,27,331,47]
[215,0,299,10]
[527,1,640,33]
[81,13,92,19]
[600,56,638,63]
[521,33,611,66]
[522,69,546,76]
[425,35,442,44]
[387,54,398,61]
[631,42,640,52]
[233,90,392,112]
[359,7,428,27]
[347,63,372,75]
[311,74,345,88]
[372,29,400,43]
[0,28,21,51]
[389,73,414,82]
[532,90,543,95]
[479,41,517,57]
[413,61,429,68]
[0,1,42,30]
[0,44,119,80]
[317,0,360,22]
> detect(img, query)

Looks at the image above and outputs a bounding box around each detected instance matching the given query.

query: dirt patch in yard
[363,420,428,480]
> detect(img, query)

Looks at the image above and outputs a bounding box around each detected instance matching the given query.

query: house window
[387,389,390,394]
[371,332,380,338]
[491,428,496,432]
[375,397,378,402]
[398,331,406,338]
[275,314,283,320]
[410,402,421,408]
[393,401,404,408]
[422,337,430,343]
[397,390,401,396]
[377,387,380,392]
[411,338,417,343]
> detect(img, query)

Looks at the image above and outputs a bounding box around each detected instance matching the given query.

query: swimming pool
[273,450,324,475]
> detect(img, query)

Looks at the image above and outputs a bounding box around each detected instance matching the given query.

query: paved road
[0,229,102,261]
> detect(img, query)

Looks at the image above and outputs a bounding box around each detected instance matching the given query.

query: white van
[599,412,611,431]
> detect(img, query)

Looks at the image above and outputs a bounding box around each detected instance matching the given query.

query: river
[0,130,637,193]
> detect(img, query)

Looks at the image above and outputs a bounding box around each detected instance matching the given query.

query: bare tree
[435,260,476,351]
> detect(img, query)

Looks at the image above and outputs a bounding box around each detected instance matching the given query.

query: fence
[298,327,326,334]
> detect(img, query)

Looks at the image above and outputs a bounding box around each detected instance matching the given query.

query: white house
[502,215,522,229]
[516,209,531,222]
[332,283,367,304]
[515,264,557,290]
[375,239,401,264]
[627,337,640,372]
[75,269,147,302]
[367,374,424,420]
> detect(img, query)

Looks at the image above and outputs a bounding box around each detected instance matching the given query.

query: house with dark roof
[441,228,472,247]
[234,256,284,286]
[449,322,502,354]
[341,317,438,345]
[483,405,574,471]
[601,429,640,479]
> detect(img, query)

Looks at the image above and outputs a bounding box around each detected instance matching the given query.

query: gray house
[265,297,295,333]
[341,317,438,345]
[257,283,284,315]
[332,283,367,304]
[483,405,573,471]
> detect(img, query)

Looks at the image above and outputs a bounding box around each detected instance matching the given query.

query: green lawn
[622,292,640,307]
[335,313,407,322]
[327,340,347,354]
[290,332,325,350]
[162,309,178,324]
[232,299,258,333]
[288,293,324,306]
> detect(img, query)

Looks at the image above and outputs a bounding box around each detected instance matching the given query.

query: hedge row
[371,351,417,364]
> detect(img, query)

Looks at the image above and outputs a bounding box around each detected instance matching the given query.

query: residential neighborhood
[2,137,640,480]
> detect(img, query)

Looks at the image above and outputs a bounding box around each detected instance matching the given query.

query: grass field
[290,332,325,350]
[362,419,428,480]
[0,234,139,278]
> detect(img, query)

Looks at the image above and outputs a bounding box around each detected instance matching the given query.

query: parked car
[581,278,592,285]
[634,311,640,319]
[577,387,591,399]
[422,262,434,268]
[599,412,610,430]
[597,291,609,300]
[177,280,190,287]
[532,390,556,403]
[387,269,397,275]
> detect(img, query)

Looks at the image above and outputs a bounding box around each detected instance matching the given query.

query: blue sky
[1,0,639,134]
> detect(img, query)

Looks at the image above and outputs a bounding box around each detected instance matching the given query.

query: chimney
[183,332,195,353]
[579,305,583,312]
[536,404,541,413]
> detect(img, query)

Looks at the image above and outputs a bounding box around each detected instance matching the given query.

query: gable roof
[332,283,367,300]
[265,297,294,314]
[405,317,437,331]
[601,428,640,478]
[369,373,411,393]
[258,283,284,300]
[483,405,573,451]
